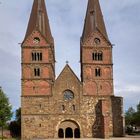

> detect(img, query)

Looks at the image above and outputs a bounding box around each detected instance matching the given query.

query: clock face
[64,90,74,101]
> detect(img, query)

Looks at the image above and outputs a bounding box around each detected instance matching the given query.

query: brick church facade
[21,0,124,139]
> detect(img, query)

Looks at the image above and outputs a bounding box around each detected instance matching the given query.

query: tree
[137,102,140,113]
[125,102,140,134]
[134,102,140,126]
[0,87,12,140]
[9,108,21,137]
[125,107,135,125]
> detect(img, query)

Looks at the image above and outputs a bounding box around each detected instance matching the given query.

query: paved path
[46,136,140,140]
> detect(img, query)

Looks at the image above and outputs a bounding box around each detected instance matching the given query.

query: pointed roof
[24,0,54,44]
[55,64,80,83]
[81,0,108,42]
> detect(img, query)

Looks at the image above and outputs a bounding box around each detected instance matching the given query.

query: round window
[94,38,101,45]
[33,37,40,44]
[63,90,74,101]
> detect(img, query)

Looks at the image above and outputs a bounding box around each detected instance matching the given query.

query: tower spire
[24,0,53,44]
[82,0,108,42]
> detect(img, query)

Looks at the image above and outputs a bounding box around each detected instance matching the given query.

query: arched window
[37,53,40,61]
[95,68,101,77]
[34,68,40,77]
[32,52,42,61]
[32,53,35,61]
[40,53,42,61]
[92,52,98,61]
[95,53,98,60]
[92,51,103,61]
[98,52,103,61]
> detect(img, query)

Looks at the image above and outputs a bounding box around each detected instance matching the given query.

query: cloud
[0,0,139,112]
[115,84,140,110]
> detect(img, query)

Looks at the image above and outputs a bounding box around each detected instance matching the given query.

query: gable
[22,30,50,47]
[54,65,81,96]
[82,30,111,47]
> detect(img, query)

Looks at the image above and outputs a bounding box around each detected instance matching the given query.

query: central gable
[54,64,81,96]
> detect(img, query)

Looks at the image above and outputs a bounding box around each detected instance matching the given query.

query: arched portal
[75,128,80,138]
[65,127,73,138]
[58,120,80,138]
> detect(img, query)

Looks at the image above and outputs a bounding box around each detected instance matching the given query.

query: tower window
[95,68,101,77]
[92,52,103,61]
[92,52,97,60]
[98,52,103,61]
[34,68,40,77]
[32,52,42,61]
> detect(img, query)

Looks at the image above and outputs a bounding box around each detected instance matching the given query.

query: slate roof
[24,0,54,44]
[81,0,109,42]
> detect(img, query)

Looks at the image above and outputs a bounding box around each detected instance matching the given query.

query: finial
[66,61,69,64]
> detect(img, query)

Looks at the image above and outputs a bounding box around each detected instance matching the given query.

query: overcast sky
[0,0,140,112]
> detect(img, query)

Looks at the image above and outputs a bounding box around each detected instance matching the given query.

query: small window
[95,68,101,77]
[32,52,35,61]
[39,104,42,109]
[92,52,97,60]
[40,53,42,61]
[73,105,76,111]
[34,68,40,77]
[62,105,65,111]
[98,52,103,61]
[33,86,35,90]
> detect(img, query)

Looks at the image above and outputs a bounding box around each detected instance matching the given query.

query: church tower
[21,0,55,139]
[81,0,113,96]
[21,0,55,96]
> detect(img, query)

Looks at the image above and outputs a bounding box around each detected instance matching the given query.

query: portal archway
[58,120,80,138]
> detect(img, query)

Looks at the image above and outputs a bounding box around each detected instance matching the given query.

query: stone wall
[22,95,115,139]
[111,96,125,137]
[21,65,122,139]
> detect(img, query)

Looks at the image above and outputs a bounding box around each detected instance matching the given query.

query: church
[21,0,124,139]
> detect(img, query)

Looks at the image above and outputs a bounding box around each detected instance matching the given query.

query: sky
[0,0,140,112]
